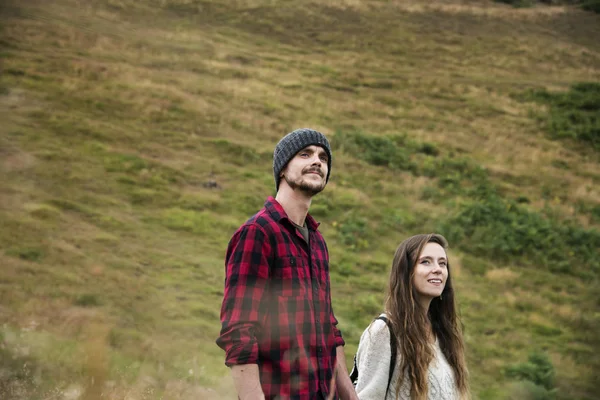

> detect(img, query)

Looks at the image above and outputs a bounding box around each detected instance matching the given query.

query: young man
[217,128,358,400]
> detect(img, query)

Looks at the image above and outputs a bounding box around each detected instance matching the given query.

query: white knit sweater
[355,316,459,400]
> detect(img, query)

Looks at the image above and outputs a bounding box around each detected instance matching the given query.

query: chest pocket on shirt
[270,256,308,298]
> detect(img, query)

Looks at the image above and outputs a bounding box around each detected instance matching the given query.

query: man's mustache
[303,167,323,177]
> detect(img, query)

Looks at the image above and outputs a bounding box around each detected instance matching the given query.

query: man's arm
[231,364,265,400]
[334,346,359,400]
[323,253,356,399]
[216,225,272,397]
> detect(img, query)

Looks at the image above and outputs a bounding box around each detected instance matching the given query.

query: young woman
[354,234,469,400]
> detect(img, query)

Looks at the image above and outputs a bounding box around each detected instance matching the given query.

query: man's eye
[320,156,328,162]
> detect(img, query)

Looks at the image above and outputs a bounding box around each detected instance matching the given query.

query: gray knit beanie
[273,128,332,190]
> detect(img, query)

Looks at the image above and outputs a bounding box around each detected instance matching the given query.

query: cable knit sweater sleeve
[355,318,391,400]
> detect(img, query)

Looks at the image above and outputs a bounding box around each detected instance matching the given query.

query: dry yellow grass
[485,267,519,282]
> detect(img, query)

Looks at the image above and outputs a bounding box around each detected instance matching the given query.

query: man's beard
[284,172,326,196]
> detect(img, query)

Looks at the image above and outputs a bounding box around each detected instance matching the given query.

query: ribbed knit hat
[273,128,332,190]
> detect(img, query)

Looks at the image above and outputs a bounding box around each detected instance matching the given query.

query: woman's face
[412,242,448,305]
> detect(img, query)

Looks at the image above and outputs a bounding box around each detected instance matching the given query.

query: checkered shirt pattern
[216,196,345,400]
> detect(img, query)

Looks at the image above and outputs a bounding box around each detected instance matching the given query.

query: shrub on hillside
[495,0,600,12]
[494,0,534,7]
[332,132,496,205]
[440,195,600,278]
[520,82,600,150]
[581,0,600,12]
[505,380,556,400]
[5,247,44,262]
[337,213,370,251]
[332,131,414,171]
[333,130,493,198]
[419,156,495,198]
[74,293,102,307]
[505,352,557,399]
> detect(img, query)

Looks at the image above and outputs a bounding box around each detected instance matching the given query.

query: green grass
[518,82,600,149]
[1,0,599,399]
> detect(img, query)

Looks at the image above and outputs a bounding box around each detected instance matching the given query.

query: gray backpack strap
[376,316,397,397]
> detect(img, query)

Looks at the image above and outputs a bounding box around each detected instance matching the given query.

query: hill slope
[1,0,599,399]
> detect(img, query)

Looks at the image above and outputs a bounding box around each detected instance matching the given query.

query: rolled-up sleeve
[216,224,271,366]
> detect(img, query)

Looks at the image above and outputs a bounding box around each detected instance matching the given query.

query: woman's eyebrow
[419,255,447,261]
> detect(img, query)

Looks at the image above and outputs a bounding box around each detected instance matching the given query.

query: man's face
[280,145,329,196]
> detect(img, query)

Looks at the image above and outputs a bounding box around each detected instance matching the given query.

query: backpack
[349,315,397,397]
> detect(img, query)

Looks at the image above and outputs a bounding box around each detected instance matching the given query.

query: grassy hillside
[1,0,599,399]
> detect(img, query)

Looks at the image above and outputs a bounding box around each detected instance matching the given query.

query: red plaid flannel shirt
[217,196,345,400]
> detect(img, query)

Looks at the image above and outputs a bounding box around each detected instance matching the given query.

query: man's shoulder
[237,206,280,234]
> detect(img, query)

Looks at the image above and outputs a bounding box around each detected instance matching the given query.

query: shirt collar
[264,196,320,231]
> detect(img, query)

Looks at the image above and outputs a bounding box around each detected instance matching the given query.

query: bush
[494,0,600,12]
[331,260,355,277]
[332,130,414,171]
[506,380,556,400]
[494,0,534,7]
[5,247,44,262]
[520,82,600,150]
[337,213,370,251]
[74,294,102,307]
[333,130,492,199]
[440,195,600,278]
[505,352,557,399]
[581,0,600,13]
[419,156,494,198]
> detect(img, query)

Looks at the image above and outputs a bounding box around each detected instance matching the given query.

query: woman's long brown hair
[384,233,469,399]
